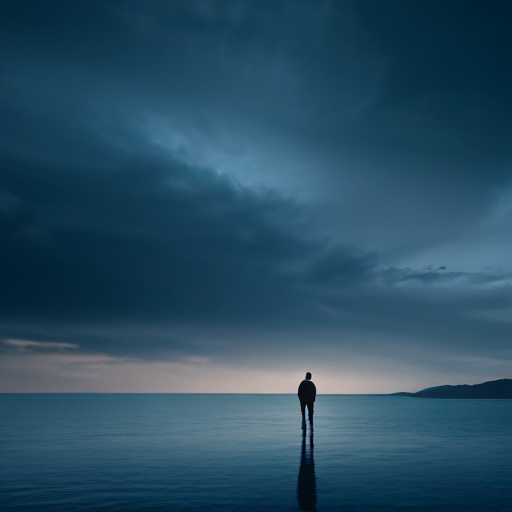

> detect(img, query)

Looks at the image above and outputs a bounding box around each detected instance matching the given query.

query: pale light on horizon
[1,340,506,394]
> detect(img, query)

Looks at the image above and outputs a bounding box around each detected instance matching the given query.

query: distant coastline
[390,378,512,399]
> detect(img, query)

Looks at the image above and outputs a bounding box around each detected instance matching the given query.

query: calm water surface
[1,394,511,511]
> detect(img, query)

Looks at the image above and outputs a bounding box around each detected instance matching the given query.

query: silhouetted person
[297,432,317,511]
[298,372,316,431]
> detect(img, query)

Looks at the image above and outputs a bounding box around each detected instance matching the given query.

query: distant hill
[391,378,512,399]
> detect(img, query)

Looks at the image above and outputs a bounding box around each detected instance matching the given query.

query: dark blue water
[1,394,511,511]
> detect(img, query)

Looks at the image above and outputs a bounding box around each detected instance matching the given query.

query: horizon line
[0,391,394,395]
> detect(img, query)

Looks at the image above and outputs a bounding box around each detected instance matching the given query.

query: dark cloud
[1,146,510,365]
[304,247,377,287]
[0,153,317,323]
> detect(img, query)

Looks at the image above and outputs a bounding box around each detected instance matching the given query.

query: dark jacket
[298,380,316,403]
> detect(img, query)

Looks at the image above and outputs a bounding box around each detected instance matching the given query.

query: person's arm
[312,383,317,402]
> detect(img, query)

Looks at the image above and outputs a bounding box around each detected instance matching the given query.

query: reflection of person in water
[297,433,317,512]
[298,372,316,432]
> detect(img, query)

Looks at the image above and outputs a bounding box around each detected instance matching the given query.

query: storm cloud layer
[1,1,511,392]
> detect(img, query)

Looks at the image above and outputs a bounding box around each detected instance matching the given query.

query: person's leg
[300,401,306,428]
[307,402,314,429]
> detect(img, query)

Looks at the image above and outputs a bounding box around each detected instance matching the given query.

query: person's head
[305,372,312,380]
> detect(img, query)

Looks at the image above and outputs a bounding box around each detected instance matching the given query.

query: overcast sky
[1,0,511,393]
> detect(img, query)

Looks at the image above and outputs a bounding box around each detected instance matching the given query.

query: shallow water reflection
[297,433,316,512]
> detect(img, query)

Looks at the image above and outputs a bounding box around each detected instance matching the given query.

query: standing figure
[298,372,316,432]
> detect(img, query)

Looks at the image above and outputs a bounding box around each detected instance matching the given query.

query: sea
[1,394,510,512]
